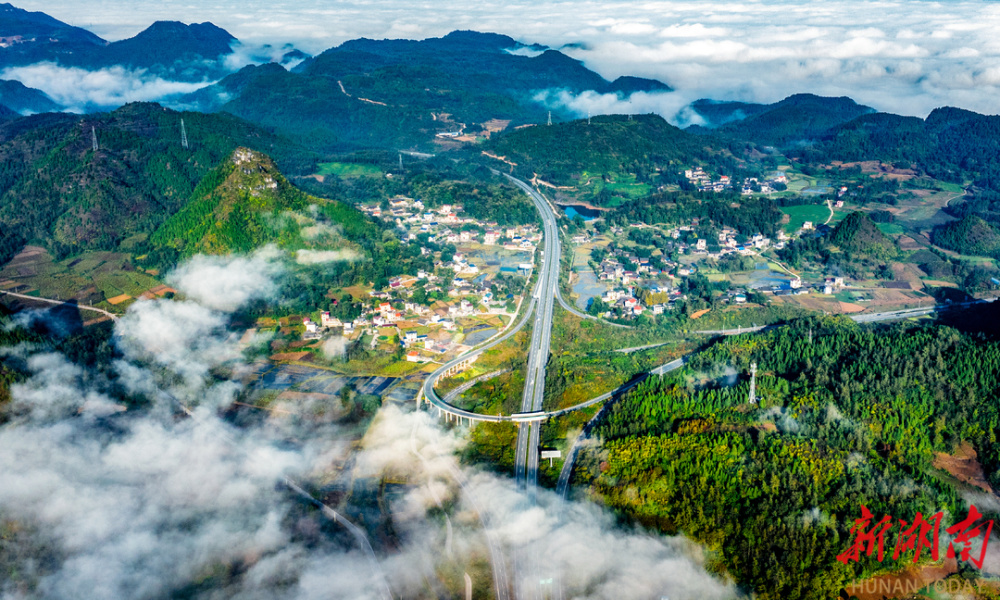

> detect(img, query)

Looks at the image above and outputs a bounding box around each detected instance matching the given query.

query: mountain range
[4,4,1000,268]
[180,30,673,152]
[0,3,237,81]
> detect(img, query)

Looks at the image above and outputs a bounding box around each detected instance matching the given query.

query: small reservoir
[561,204,601,221]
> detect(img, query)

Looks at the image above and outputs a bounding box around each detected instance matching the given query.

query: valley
[4,3,1000,600]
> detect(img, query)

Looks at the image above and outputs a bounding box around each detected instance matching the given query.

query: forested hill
[152,148,343,257]
[813,107,1000,189]
[828,211,897,260]
[0,79,61,114]
[0,4,239,81]
[182,31,673,152]
[591,316,1000,598]
[688,94,875,146]
[931,214,1000,258]
[489,114,709,186]
[0,102,313,266]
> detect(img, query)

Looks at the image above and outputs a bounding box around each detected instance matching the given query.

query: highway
[554,285,633,329]
[504,174,561,600]
[420,297,538,423]
[507,173,560,492]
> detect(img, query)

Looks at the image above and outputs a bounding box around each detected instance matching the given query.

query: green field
[0,249,162,310]
[780,204,831,232]
[316,162,383,178]
[876,222,905,235]
[582,171,651,202]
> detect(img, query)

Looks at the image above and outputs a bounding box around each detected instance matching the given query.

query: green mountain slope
[490,113,709,187]
[0,79,61,114]
[183,31,673,152]
[931,215,1000,258]
[818,107,1000,189]
[152,148,322,256]
[700,94,875,146]
[0,5,238,82]
[151,147,436,291]
[0,102,311,265]
[829,211,897,260]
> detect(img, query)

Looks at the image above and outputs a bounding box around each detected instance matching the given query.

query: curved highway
[421,296,538,422]
[555,286,633,329]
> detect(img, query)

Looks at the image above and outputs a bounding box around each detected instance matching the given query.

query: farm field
[0,246,162,311]
[316,162,383,178]
[780,203,837,232]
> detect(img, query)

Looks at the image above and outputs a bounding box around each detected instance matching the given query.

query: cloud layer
[0,63,212,113]
[0,249,733,599]
[15,0,1000,118]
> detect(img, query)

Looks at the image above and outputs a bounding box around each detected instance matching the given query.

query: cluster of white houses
[683,168,788,195]
[359,196,541,252]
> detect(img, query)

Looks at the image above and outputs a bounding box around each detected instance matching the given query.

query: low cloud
[320,336,348,359]
[535,88,703,126]
[168,246,283,312]
[17,0,1000,118]
[0,248,735,599]
[0,63,213,112]
[294,248,361,265]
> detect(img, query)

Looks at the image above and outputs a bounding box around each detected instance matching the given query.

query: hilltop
[0,6,238,81]
[829,211,897,260]
[152,148,333,256]
[182,31,674,152]
[0,103,310,266]
[0,2,104,46]
[0,79,61,114]
[932,214,1000,258]
[692,94,876,146]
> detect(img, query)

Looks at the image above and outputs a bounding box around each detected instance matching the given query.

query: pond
[561,204,601,221]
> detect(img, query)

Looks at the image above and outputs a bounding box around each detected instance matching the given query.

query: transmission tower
[587,111,591,125]
[748,362,758,404]
[180,118,189,149]
[91,126,98,151]
[398,153,403,171]
[547,111,552,126]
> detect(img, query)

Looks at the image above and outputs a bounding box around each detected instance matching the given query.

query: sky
[13,0,1000,118]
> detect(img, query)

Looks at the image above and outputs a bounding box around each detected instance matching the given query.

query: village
[280,182,857,360]
[276,196,541,365]
[683,167,791,195]
[565,180,853,323]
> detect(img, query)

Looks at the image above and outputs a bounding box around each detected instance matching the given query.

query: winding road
[0,289,119,322]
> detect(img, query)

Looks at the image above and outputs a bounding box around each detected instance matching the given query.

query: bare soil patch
[933,441,993,493]
[898,235,923,251]
[838,302,865,313]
